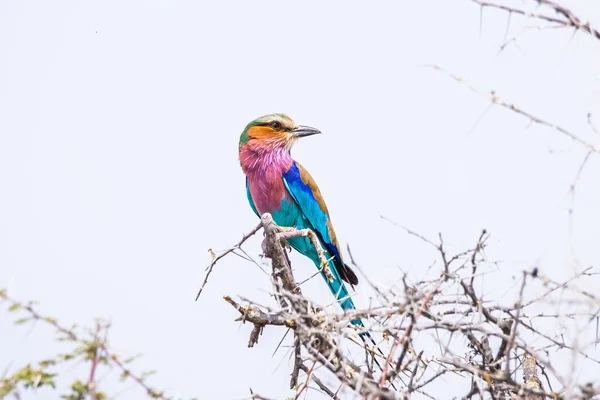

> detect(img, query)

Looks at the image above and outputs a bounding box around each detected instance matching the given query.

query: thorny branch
[472,0,600,41]
[216,215,600,399]
[426,64,599,153]
[195,221,263,301]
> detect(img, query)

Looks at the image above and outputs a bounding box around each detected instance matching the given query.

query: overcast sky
[1,1,600,399]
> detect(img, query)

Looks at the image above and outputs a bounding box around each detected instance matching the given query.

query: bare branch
[472,0,600,41]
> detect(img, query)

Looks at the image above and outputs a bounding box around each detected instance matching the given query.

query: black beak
[292,125,321,138]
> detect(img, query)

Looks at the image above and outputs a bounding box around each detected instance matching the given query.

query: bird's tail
[355,321,394,384]
[319,261,396,389]
[355,320,399,391]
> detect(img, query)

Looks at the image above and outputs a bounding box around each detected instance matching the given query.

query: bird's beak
[292,125,321,138]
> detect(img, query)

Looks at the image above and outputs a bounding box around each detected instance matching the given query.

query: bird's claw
[283,241,292,253]
[273,226,295,252]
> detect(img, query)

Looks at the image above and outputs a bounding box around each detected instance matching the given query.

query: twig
[426,64,599,153]
[86,324,101,400]
[522,353,544,400]
[295,359,317,399]
[291,334,302,389]
[299,363,341,400]
[472,0,600,40]
[195,222,263,301]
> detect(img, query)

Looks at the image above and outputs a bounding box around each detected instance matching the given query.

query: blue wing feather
[281,164,339,259]
[282,162,357,313]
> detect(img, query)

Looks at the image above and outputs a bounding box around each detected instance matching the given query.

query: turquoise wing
[281,161,358,287]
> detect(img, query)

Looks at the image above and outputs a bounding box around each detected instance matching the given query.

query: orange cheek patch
[248,126,288,141]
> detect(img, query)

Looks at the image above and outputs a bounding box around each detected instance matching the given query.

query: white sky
[1,1,600,399]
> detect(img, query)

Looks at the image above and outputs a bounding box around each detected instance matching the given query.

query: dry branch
[215,215,600,399]
[472,0,600,41]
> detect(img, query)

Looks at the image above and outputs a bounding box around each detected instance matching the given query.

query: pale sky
[1,1,600,399]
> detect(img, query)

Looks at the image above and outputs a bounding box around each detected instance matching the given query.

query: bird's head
[239,113,321,151]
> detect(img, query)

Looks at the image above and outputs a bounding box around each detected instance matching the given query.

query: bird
[238,113,378,351]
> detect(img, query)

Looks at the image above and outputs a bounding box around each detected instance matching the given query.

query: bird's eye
[270,121,281,130]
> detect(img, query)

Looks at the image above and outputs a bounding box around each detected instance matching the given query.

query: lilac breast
[247,169,290,214]
[240,144,294,214]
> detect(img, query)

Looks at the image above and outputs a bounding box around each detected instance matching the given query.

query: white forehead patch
[256,113,295,128]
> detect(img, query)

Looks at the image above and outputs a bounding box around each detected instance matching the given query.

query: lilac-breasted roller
[238,113,366,330]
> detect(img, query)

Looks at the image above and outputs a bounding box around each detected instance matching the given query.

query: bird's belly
[247,173,292,215]
[247,173,318,262]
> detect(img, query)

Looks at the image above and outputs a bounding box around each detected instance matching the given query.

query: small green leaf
[38,359,57,368]
[61,379,88,399]
[148,389,164,399]
[8,303,21,312]
[124,354,142,364]
[142,370,156,378]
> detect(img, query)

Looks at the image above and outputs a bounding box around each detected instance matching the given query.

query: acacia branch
[472,0,600,40]
[427,64,599,153]
[195,221,263,301]
[216,214,600,399]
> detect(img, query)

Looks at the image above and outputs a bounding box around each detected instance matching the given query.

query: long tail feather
[357,324,398,390]
[319,262,397,390]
